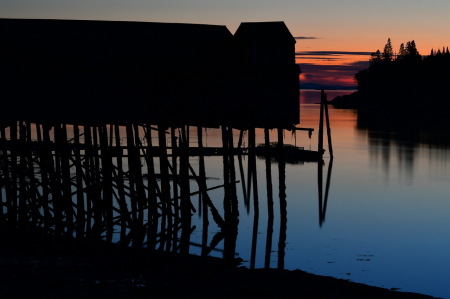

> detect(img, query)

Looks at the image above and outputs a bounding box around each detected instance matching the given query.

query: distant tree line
[330,38,450,129]
[346,39,450,115]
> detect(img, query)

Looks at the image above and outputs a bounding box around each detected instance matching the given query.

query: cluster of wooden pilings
[0,121,329,267]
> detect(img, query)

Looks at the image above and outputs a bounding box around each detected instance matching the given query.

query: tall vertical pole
[323,92,334,157]
[318,90,325,156]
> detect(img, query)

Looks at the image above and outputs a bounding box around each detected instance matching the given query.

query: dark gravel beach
[0,226,437,299]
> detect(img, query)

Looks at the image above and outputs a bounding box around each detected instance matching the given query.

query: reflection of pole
[319,157,334,226]
[115,125,128,245]
[99,124,113,242]
[171,127,179,220]
[198,126,209,257]
[250,128,259,269]
[238,154,249,212]
[83,125,93,236]
[222,126,238,261]
[170,127,179,252]
[145,124,158,249]
[277,128,287,270]
[323,158,334,225]
[158,125,171,250]
[318,157,324,226]
[246,129,253,213]
[73,125,85,238]
[180,125,191,254]
[0,124,11,222]
[18,122,27,224]
[264,129,274,269]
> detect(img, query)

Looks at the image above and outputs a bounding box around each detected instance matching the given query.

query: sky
[2,0,450,88]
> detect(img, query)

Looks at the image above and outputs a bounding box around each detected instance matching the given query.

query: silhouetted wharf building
[0,20,326,264]
[0,19,300,128]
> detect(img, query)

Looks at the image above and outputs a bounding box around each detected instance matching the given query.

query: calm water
[2,90,449,298]
[186,90,450,298]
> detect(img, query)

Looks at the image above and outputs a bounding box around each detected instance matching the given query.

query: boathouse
[0,19,300,127]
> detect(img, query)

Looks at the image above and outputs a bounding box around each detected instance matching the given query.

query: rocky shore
[0,226,437,298]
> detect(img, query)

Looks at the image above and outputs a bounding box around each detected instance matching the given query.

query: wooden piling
[9,122,18,224]
[158,125,171,250]
[60,124,74,233]
[73,124,85,238]
[179,125,192,254]
[99,124,114,241]
[222,126,239,261]
[318,90,325,156]
[83,125,94,235]
[144,124,158,249]
[132,124,146,227]
[91,125,103,237]
[323,91,334,157]
[197,126,210,256]
[170,127,180,238]
[114,124,129,244]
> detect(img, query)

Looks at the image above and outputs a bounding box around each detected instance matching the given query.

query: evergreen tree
[397,43,406,60]
[382,38,394,61]
[405,40,419,56]
[370,49,382,65]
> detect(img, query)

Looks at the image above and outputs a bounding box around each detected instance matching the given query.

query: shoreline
[0,226,437,298]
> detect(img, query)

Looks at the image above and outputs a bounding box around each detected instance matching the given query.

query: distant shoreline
[300,88,357,91]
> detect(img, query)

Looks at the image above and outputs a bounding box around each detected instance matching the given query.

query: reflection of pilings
[18,122,28,224]
[264,128,274,269]
[277,128,287,270]
[144,124,158,249]
[170,126,180,249]
[0,124,10,223]
[91,125,102,237]
[60,124,74,234]
[238,154,248,215]
[249,127,259,269]
[73,125,85,238]
[245,129,253,213]
[198,126,210,257]
[41,124,53,229]
[0,124,5,222]
[114,124,129,244]
[0,121,279,264]
[99,124,113,241]
[10,123,18,225]
[222,126,239,261]
[179,125,192,254]
[83,125,93,235]
[158,125,171,250]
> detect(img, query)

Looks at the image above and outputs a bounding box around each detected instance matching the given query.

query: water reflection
[0,121,330,269]
[358,113,450,182]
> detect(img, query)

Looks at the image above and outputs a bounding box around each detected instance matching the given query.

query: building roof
[0,18,233,70]
[234,21,296,44]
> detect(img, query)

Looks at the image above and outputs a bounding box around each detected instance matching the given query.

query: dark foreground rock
[0,226,436,298]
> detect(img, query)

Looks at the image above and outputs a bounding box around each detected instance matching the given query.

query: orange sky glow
[2,0,450,90]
